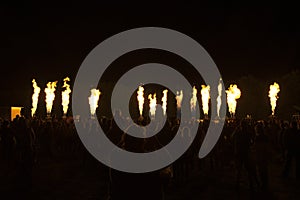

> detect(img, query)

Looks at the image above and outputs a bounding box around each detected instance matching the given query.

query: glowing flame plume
[190,86,197,114]
[162,89,168,116]
[137,86,144,116]
[88,89,101,117]
[148,93,157,119]
[268,82,280,116]
[176,90,183,109]
[217,80,222,118]
[201,85,210,115]
[31,79,41,117]
[45,81,58,115]
[61,77,71,116]
[226,84,241,117]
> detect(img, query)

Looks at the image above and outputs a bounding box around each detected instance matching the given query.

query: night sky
[0,2,299,118]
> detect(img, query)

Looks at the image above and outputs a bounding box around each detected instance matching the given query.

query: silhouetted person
[0,120,15,163]
[108,125,167,200]
[254,123,269,191]
[40,121,53,157]
[174,126,193,183]
[233,120,258,191]
[107,119,125,147]
[279,120,289,161]
[282,121,300,179]
[14,117,35,193]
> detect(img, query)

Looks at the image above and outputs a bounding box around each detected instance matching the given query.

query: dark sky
[0,1,299,107]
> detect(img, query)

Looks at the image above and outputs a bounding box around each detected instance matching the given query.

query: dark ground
[1,152,299,200]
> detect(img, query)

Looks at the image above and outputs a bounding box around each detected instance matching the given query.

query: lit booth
[0,106,23,121]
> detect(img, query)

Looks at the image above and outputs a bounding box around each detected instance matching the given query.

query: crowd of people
[0,112,300,199]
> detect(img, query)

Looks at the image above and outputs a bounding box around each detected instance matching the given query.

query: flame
[176,90,183,109]
[88,88,101,116]
[161,89,168,116]
[190,86,197,113]
[137,86,144,116]
[62,77,71,115]
[31,79,41,117]
[45,81,58,115]
[201,85,210,115]
[217,80,222,117]
[268,82,280,116]
[226,84,241,117]
[148,93,157,119]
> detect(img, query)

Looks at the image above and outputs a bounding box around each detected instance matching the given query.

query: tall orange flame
[176,90,183,109]
[31,79,41,117]
[45,81,58,115]
[88,88,101,116]
[161,89,168,116]
[190,86,197,114]
[137,86,144,116]
[217,79,222,118]
[268,82,280,116]
[226,84,241,117]
[148,93,157,119]
[62,77,71,116]
[201,85,210,115]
